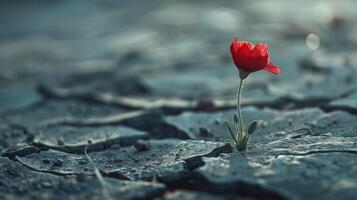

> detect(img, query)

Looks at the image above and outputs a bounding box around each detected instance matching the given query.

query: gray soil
[1,1,357,199]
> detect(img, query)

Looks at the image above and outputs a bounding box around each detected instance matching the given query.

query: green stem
[236,78,244,135]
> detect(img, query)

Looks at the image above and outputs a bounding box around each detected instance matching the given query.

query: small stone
[57,138,64,146]
[52,159,63,167]
[42,158,50,164]
[288,119,293,126]
[134,140,151,151]
[199,127,210,137]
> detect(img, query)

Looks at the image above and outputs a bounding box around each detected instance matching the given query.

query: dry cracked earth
[1,0,357,200]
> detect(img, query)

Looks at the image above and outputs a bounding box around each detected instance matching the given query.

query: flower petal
[239,42,254,56]
[230,37,281,75]
[263,62,280,74]
[230,37,241,67]
[251,43,268,57]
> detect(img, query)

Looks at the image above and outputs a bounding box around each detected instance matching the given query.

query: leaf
[224,121,237,143]
[233,114,239,123]
[247,120,258,135]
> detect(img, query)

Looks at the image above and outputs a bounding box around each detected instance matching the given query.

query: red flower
[230,37,280,75]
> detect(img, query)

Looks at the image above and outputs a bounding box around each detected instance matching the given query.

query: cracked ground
[1,1,357,200]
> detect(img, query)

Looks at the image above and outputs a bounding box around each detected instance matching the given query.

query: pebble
[199,127,210,137]
[288,119,293,126]
[57,138,64,146]
[134,140,151,151]
[52,159,63,167]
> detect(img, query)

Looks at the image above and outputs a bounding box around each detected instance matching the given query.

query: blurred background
[1,0,357,108]
[1,2,357,199]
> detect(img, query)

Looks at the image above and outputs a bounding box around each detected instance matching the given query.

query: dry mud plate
[1,0,357,200]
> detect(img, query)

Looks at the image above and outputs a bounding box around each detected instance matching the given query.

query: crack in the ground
[321,104,357,115]
[5,145,355,200]
[2,136,355,200]
[41,110,148,127]
[276,149,357,156]
[6,152,241,200]
[0,83,355,200]
[163,171,290,200]
[8,155,79,177]
[38,83,357,117]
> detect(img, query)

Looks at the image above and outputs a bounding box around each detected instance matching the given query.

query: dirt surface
[1,0,357,199]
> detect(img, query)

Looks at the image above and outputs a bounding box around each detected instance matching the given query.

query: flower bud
[233,114,239,123]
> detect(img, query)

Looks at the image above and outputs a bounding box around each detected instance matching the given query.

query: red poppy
[230,37,280,75]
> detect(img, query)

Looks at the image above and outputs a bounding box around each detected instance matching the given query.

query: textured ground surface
[1,0,357,199]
